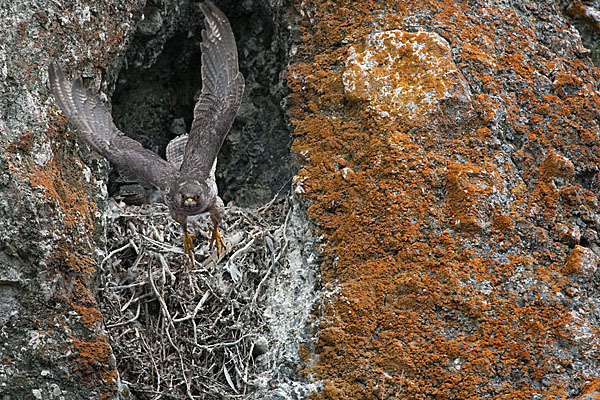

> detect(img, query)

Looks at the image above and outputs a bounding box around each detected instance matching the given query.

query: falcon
[48,1,245,259]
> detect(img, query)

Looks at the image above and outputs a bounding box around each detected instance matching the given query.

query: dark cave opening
[109,0,293,207]
[111,32,203,156]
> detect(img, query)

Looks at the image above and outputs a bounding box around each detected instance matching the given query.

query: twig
[173,291,211,323]
[100,241,131,269]
[106,302,141,328]
[253,204,292,304]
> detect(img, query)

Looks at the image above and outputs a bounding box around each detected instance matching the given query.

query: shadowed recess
[110,0,293,207]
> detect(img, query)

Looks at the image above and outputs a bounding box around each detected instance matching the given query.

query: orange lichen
[71,279,98,305]
[71,304,103,328]
[492,212,514,233]
[342,30,470,122]
[70,334,118,386]
[26,159,97,229]
[566,2,600,32]
[6,130,34,153]
[289,0,600,398]
[63,249,97,276]
[578,378,600,399]
[445,162,501,232]
[562,245,599,275]
[540,152,575,181]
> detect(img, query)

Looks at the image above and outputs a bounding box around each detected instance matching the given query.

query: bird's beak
[184,198,196,207]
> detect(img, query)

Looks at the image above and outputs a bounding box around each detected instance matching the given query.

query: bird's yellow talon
[209,226,225,255]
[183,232,195,260]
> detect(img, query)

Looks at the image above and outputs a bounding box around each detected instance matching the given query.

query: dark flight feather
[48,62,178,194]
[180,0,245,178]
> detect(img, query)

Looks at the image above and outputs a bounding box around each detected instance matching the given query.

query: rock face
[343,30,471,122]
[0,1,144,398]
[289,0,600,399]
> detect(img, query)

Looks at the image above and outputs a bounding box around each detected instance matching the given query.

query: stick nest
[98,194,291,399]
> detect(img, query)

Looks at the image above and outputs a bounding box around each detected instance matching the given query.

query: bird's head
[175,180,209,213]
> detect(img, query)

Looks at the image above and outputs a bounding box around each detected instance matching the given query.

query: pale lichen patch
[342,30,471,122]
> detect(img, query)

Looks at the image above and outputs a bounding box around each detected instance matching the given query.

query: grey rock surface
[0,1,145,399]
[251,193,322,399]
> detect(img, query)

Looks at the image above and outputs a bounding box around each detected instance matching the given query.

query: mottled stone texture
[289,0,600,399]
[0,0,144,398]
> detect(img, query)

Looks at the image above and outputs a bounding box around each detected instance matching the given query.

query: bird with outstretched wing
[48,1,245,260]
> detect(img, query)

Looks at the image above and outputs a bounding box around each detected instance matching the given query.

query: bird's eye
[194,195,200,200]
